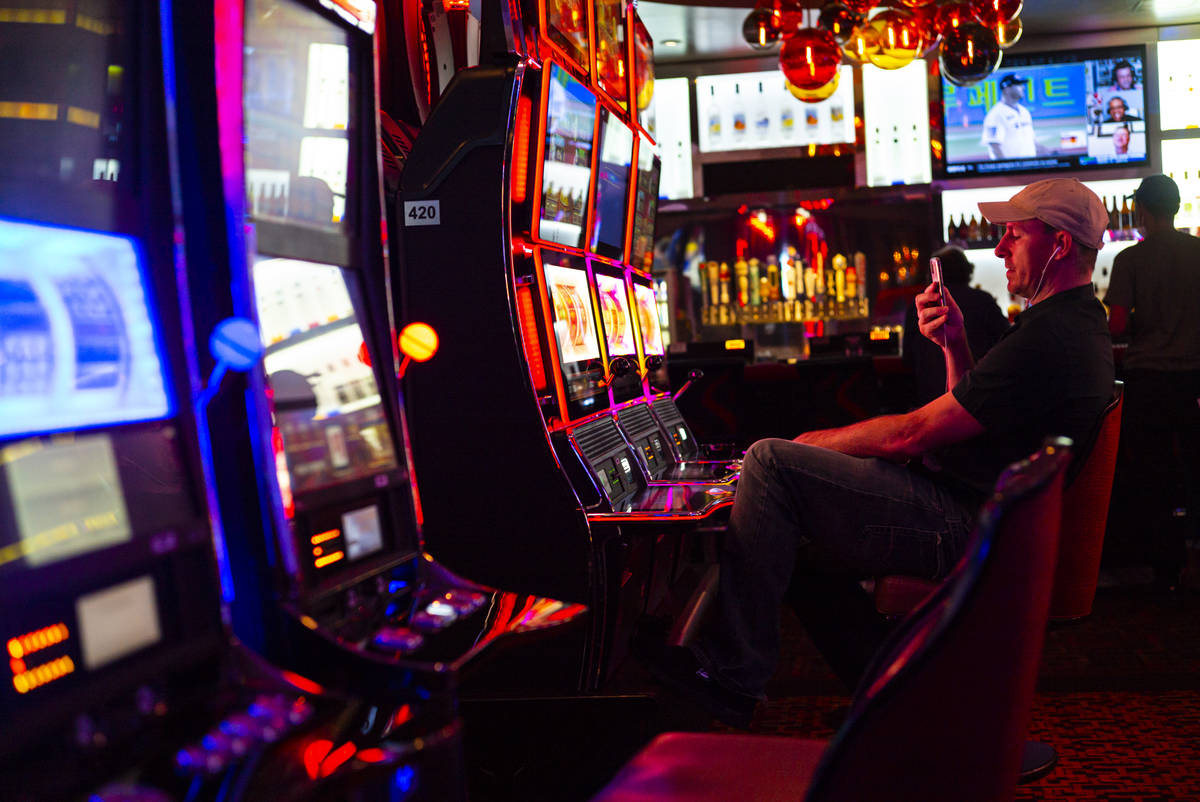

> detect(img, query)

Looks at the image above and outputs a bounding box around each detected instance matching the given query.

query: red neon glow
[304,739,334,780]
[516,286,547,392]
[10,658,25,675]
[357,341,371,367]
[357,747,387,763]
[398,322,439,362]
[735,238,748,260]
[320,741,358,777]
[272,427,294,519]
[748,215,776,241]
[512,95,532,204]
[391,704,413,728]
[282,670,325,695]
[442,0,470,10]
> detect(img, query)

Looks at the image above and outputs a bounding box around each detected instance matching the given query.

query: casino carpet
[713,584,1200,800]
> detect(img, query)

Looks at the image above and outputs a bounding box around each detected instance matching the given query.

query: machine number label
[404,200,440,226]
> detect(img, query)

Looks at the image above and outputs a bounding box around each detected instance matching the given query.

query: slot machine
[392,0,737,691]
[0,2,380,799]
[163,0,582,741]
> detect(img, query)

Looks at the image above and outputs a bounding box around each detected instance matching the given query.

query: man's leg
[691,438,975,699]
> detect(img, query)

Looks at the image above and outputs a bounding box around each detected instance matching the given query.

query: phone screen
[930,257,944,307]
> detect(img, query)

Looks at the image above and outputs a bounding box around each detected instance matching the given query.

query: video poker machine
[392,0,739,692]
[162,0,582,750]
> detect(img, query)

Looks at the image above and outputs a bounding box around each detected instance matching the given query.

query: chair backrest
[805,438,1072,802]
[1051,381,1124,619]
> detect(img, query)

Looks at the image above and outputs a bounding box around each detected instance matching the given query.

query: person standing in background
[1104,174,1200,593]
[903,246,1010,407]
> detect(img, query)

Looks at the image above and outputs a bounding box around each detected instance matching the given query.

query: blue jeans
[691,439,978,697]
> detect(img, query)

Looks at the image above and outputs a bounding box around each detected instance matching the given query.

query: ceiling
[639,0,1200,63]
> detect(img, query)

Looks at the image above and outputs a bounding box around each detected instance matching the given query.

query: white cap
[977,178,1108,250]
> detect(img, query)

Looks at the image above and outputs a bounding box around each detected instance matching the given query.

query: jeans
[691,439,978,697]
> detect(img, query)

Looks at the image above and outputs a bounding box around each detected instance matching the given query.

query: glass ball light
[743,6,784,50]
[779,27,841,92]
[970,0,1023,26]
[939,21,1002,87]
[899,0,937,7]
[866,8,924,70]
[840,24,880,66]
[994,16,1023,49]
[818,3,865,44]
[934,1,974,36]
[786,69,841,103]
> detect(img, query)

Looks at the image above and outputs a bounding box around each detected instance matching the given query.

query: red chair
[876,382,1124,620]
[592,439,1072,802]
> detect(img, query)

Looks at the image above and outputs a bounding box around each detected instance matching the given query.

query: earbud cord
[1025,245,1061,309]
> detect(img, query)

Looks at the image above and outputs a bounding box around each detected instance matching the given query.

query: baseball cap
[1126,174,1180,215]
[977,178,1109,250]
[998,73,1028,88]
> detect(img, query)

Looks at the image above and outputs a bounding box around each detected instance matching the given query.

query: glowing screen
[76,575,161,670]
[538,65,596,249]
[544,263,600,364]
[633,282,664,356]
[0,218,171,438]
[594,273,635,357]
[342,504,383,561]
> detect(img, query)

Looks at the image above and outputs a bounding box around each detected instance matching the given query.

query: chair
[876,381,1124,620]
[592,439,1072,802]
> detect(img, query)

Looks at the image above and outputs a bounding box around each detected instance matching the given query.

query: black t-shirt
[933,285,1114,502]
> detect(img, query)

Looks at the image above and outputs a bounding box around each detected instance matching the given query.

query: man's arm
[987,143,1006,159]
[794,392,984,461]
[915,283,974,391]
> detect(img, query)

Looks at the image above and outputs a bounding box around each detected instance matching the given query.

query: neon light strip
[311,529,341,545]
[12,655,75,694]
[7,624,69,659]
[314,551,345,568]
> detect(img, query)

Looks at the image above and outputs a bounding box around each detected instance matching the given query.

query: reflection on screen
[595,273,635,356]
[0,219,172,437]
[76,575,161,670]
[544,0,589,70]
[538,65,596,249]
[633,18,656,137]
[253,257,397,494]
[942,49,1148,176]
[0,0,127,220]
[2,435,132,569]
[245,0,351,231]
[634,283,664,356]
[589,108,634,259]
[342,504,383,560]
[629,143,660,271]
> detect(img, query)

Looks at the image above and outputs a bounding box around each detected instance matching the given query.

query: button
[374,625,426,653]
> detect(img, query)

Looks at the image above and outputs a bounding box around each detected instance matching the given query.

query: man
[652,179,1114,727]
[1104,174,1200,591]
[903,245,1009,407]
[982,74,1046,160]
[1106,97,1140,122]
[1112,125,1131,156]
[1111,60,1139,92]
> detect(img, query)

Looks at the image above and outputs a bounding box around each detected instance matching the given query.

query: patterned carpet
[716,585,1200,800]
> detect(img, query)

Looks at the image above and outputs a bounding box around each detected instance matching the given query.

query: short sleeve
[1104,249,1134,309]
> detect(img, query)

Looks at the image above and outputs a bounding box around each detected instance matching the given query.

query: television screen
[941,45,1148,176]
[0,219,173,438]
[629,138,660,271]
[244,0,352,232]
[537,64,597,249]
[633,281,664,357]
[253,257,398,494]
[542,256,605,415]
[588,107,634,259]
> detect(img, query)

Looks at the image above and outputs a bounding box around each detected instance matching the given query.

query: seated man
[652,179,1115,727]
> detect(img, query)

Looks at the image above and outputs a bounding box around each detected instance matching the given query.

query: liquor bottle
[845,263,857,304]
[718,261,731,306]
[544,182,558,220]
[735,257,749,306]
[707,86,722,147]
[967,214,981,243]
[707,261,721,311]
[833,253,847,304]
[1119,196,1132,239]
[754,82,771,141]
[947,214,958,244]
[731,84,747,142]
[803,259,817,300]
[780,84,796,140]
[748,258,761,305]
[766,255,781,302]
[781,249,797,302]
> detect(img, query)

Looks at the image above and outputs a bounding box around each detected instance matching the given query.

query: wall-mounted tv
[537,64,598,250]
[940,45,1148,177]
[588,106,634,260]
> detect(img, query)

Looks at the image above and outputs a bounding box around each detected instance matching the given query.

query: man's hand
[915,281,964,351]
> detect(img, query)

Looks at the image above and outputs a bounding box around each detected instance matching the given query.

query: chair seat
[592,732,826,802]
[874,575,939,617]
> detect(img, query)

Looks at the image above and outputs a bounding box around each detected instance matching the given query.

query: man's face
[1002,82,1025,102]
[1115,66,1134,89]
[1113,126,1130,153]
[995,219,1060,298]
[1108,98,1127,120]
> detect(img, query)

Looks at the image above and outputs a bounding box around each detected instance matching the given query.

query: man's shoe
[647,646,759,729]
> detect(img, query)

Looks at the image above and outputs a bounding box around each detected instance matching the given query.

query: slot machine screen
[592,0,628,108]
[588,107,634,260]
[253,257,398,495]
[631,15,656,138]
[542,0,589,74]
[542,255,606,417]
[0,219,172,438]
[0,0,128,228]
[628,140,660,272]
[537,64,597,250]
[633,281,664,357]
[593,272,635,358]
[244,0,352,232]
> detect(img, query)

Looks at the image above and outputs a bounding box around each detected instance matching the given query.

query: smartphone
[929,256,945,307]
